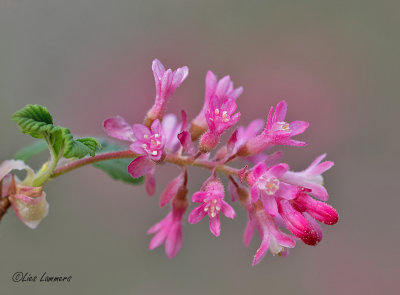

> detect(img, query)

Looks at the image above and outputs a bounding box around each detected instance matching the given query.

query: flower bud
[11,184,49,229]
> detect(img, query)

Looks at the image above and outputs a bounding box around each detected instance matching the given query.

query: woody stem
[51,150,242,179]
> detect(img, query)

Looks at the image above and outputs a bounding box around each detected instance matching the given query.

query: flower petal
[127,156,155,178]
[145,170,156,196]
[0,160,34,184]
[188,205,207,224]
[132,124,151,140]
[209,214,221,237]
[221,200,236,219]
[273,100,287,122]
[253,235,270,266]
[103,116,134,142]
[159,173,185,207]
[243,219,255,246]
[165,223,183,258]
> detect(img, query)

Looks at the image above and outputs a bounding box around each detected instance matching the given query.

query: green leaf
[14,140,48,161]
[12,105,101,159]
[92,139,143,185]
[61,129,101,159]
[12,105,59,139]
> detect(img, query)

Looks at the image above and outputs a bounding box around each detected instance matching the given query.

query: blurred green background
[0,0,398,294]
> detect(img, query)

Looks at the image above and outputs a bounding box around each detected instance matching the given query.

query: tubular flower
[190,71,243,140]
[147,183,188,258]
[199,94,241,153]
[0,160,48,229]
[145,59,189,127]
[238,100,309,156]
[245,201,296,266]
[188,173,235,237]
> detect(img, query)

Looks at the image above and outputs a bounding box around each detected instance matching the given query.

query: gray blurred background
[0,0,399,294]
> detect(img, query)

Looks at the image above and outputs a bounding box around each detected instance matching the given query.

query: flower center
[213,108,231,123]
[273,121,290,132]
[258,176,280,195]
[203,196,221,218]
[142,133,162,156]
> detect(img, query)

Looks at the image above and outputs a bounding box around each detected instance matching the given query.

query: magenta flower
[199,95,241,153]
[147,190,188,258]
[291,187,339,225]
[277,199,321,246]
[244,201,295,266]
[248,162,298,216]
[0,160,49,229]
[239,100,309,156]
[188,173,235,237]
[190,71,243,139]
[281,154,334,201]
[145,59,189,126]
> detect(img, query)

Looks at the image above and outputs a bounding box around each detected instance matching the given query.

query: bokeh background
[0,0,399,294]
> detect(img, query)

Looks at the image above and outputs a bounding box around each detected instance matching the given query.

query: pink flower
[248,162,298,216]
[129,119,165,161]
[0,160,49,229]
[190,71,243,139]
[216,119,265,161]
[145,59,189,126]
[238,100,309,156]
[188,173,235,237]
[104,117,165,195]
[147,189,188,258]
[281,154,334,201]
[245,201,296,266]
[199,95,241,153]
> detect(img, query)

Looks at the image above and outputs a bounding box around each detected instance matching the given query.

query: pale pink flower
[162,113,182,154]
[147,191,188,258]
[191,71,243,137]
[145,59,189,125]
[239,100,309,156]
[188,173,235,237]
[0,160,48,229]
[244,201,295,266]
[281,154,334,201]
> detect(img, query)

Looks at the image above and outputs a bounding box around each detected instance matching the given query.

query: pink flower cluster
[103,59,338,264]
